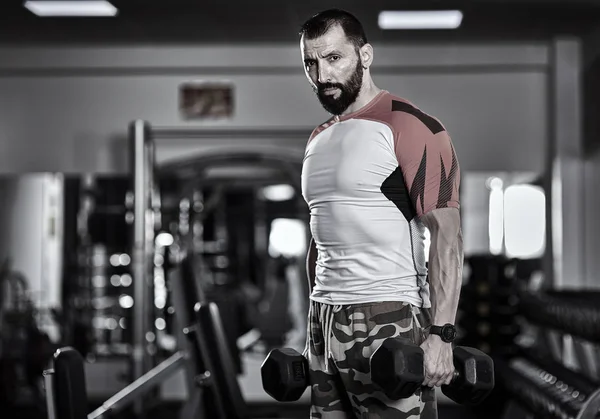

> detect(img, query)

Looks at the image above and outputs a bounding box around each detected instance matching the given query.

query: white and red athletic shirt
[301,90,461,308]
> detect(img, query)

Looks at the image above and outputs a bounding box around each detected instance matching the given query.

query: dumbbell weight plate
[260,348,309,402]
[441,346,495,406]
[370,337,424,400]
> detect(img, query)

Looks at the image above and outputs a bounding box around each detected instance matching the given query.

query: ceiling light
[24,1,118,17]
[378,10,463,30]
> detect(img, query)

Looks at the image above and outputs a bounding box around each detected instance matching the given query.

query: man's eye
[329,56,340,61]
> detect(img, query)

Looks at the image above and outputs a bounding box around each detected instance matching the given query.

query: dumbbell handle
[448,369,462,387]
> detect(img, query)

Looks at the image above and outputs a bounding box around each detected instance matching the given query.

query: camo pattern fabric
[306,300,437,419]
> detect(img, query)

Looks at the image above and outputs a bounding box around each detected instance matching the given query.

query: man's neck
[341,82,382,116]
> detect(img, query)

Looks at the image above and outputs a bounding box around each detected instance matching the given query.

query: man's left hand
[420,335,454,387]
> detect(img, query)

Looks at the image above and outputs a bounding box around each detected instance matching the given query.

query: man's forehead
[302,38,350,57]
[303,45,344,57]
[301,25,351,55]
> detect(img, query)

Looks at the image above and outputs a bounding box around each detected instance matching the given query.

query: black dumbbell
[369,337,425,400]
[442,346,495,405]
[370,337,495,405]
[261,348,309,401]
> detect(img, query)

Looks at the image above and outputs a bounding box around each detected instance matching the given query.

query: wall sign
[179,81,234,120]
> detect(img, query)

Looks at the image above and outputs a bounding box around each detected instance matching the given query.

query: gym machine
[497,289,600,419]
[44,119,310,419]
[43,256,250,419]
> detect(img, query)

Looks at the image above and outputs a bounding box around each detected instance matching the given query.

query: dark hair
[299,9,368,52]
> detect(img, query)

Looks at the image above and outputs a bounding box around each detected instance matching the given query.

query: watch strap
[429,325,444,335]
[429,323,456,342]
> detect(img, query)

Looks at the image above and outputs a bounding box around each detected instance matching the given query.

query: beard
[314,58,364,116]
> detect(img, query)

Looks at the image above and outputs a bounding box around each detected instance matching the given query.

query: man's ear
[360,43,374,69]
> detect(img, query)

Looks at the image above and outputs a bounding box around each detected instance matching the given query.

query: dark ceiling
[1,0,600,45]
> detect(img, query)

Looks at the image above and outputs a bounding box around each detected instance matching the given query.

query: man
[299,9,463,419]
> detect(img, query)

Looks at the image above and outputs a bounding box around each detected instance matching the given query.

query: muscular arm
[420,207,463,327]
[306,237,317,293]
[391,109,462,385]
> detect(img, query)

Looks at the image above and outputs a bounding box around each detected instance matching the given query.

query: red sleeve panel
[391,101,461,218]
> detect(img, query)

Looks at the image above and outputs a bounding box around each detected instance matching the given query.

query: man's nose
[317,64,331,85]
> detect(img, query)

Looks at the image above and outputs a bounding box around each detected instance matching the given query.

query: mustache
[317,83,343,91]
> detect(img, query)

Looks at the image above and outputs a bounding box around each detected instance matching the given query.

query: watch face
[442,325,456,341]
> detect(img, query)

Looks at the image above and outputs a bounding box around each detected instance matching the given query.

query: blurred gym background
[1,0,600,418]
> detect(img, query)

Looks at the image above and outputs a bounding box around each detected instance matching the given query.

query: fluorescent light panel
[24,1,118,17]
[379,10,463,30]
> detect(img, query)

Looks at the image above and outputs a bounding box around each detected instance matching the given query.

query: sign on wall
[179,81,234,120]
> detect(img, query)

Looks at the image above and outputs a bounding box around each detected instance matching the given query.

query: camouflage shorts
[305,300,437,419]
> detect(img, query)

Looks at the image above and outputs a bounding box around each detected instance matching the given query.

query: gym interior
[1,1,600,418]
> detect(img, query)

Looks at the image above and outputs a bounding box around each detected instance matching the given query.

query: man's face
[301,25,364,116]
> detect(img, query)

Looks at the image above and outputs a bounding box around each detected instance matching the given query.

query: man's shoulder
[377,92,446,136]
[307,117,336,143]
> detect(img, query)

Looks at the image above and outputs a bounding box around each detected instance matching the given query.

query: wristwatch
[429,323,457,343]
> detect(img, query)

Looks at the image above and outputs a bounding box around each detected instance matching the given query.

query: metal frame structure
[88,351,187,419]
[129,120,156,416]
[126,119,307,417]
